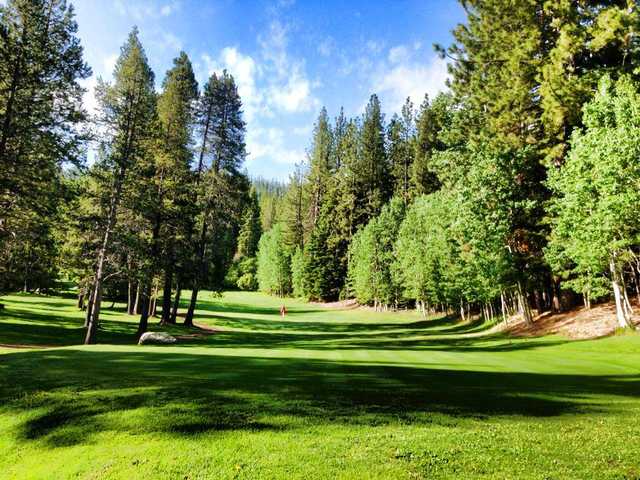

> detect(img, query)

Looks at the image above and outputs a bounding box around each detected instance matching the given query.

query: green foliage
[359,94,390,219]
[256,224,291,296]
[547,76,640,308]
[236,189,262,259]
[540,1,640,164]
[236,258,258,291]
[0,0,90,292]
[290,247,305,298]
[305,107,333,227]
[348,198,405,307]
[393,192,456,306]
[302,201,342,301]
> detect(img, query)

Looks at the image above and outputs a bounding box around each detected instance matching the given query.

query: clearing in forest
[0,291,639,479]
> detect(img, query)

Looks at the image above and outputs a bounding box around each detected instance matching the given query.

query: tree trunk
[500,291,508,324]
[134,281,141,314]
[127,280,135,315]
[170,284,181,323]
[517,282,533,325]
[610,256,633,329]
[151,284,158,317]
[161,263,174,324]
[84,165,126,345]
[184,288,198,327]
[534,289,543,315]
[77,290,85,310]
[583,290,591,310]
[551,278,562,313]
[84,286,95,326]
[185,220,208,326]
[84,286,101,343]
[137,283,151,337]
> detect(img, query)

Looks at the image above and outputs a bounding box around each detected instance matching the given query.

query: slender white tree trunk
[610,256,633,329]
[501,291,508,324]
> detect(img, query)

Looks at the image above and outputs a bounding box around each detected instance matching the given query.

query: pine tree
[228,187,262,291]
[302,199,341,301]
[305,107,333,228]
[256,224,291,297]
[282,163,306,250]
[387,98,415,204]
[0,0,90,292]
[236,188,262,259]
[134,51,198,332]
[185,70,247,326]
[84,27,156,344]
[540,1,640,165]
[412,94,450,197]
[359,94,389,221]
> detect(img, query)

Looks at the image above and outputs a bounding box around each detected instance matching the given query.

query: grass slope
[0,291,639,479]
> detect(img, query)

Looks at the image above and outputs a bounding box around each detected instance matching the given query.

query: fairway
[0,292,638,479]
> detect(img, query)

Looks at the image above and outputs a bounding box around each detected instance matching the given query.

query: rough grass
[0,291,639,479]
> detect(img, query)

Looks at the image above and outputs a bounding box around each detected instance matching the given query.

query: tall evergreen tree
[84,28,156,344]
[0,0,90,291]
[135,51,197,332]
[185,70,247,326]
[306,107,333,228]
[359,94,389,220]
[387,98,415,204]
[282,163,306,250]
[540,1,640,165]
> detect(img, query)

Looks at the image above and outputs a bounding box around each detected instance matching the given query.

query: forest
[5,0,638,338]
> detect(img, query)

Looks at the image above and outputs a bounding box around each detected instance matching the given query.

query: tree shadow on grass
[195,299,322,317]
[0,308,138,346]
[1,348,638,448]
[175,326,569,353]
[192,311,482,335]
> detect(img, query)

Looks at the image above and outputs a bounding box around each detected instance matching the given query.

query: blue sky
[73,0,465,180]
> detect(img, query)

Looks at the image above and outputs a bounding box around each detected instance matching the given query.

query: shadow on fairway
[194,328,568,352]
[1,348,639,448]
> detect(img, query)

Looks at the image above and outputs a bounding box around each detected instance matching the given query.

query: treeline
[0,1,253,342]
[254,0,640,329]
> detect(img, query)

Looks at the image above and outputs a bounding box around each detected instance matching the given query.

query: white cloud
[292,125,312,136]
[259,20,320,113]
[196,19,320,178]
[102,53,118,77]
[246,127,305,170]
[80,76,99,116]
[80,52,118,118]
[388,45,409,64]
[366,39,385,55]
[113,0,181,20]
[372,48,450,112]
[152,32,183,53]
[201,47,265,123]
[318,37,334,57]
[160,1,180,16]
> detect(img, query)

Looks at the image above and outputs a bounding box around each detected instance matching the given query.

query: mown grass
[0,291,639,479]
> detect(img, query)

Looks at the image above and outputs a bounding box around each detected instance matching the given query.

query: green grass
[0,291,639,479]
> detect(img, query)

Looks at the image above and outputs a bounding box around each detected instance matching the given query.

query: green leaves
[547,75,640,301]
[257,224,291,297]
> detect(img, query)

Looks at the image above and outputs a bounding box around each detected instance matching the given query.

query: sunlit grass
[0,291,639,479]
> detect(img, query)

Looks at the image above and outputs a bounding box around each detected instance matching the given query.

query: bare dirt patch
[507,301,640,339]
[0,343,58,350]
